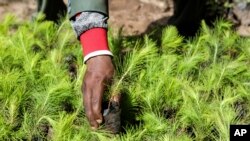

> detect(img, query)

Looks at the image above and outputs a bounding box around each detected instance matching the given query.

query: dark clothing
[68,0,108,20]
[36,0,67,22]
[169,0,206,36]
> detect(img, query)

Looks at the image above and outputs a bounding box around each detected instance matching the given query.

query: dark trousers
[36,0,67,22]
[169,0,206,36]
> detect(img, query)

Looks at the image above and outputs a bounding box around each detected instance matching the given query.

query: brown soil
[0,0,172,36]
[109,0,173,35]
[0,0,249,36]
[0,0,36,21]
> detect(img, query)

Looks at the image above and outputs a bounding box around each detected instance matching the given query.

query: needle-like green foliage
[0,14,250,141]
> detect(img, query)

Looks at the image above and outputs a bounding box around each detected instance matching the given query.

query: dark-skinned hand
[82,55,114,129]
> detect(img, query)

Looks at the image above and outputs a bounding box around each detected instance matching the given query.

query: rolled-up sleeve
[68,0,108,19]
[71,12,108,39]
[68,0,109,39]
[67,0,112,63]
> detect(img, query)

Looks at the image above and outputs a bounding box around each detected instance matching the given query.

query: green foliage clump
[0,14,250,141]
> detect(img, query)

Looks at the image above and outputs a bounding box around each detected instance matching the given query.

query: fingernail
[91,126,97,130]
[96,119,103,124]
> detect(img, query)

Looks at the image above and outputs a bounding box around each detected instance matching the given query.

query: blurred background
[0,0,249,36]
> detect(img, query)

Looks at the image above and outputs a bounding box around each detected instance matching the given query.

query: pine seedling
[161,26,183,54]
[0,14,18,35]
[1,14,250,140]
[110,36,158,97]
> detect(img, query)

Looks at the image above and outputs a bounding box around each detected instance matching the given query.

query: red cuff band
[80,28,110,57]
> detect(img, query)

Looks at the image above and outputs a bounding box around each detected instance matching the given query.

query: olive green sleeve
[68,0,108,19]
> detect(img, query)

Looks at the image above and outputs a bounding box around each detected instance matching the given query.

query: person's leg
[168,0,206,36]
[36,0,67,22]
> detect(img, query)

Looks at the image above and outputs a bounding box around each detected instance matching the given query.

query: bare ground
[0,0,36,21]
[0,0,172,35]
[0,0,249,36]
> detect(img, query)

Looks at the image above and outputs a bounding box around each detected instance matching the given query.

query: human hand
[82,55,114,129]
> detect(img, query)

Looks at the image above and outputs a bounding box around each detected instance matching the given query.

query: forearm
[68,0,109,38]
[67,0,114,130]
[68,0,112,62]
